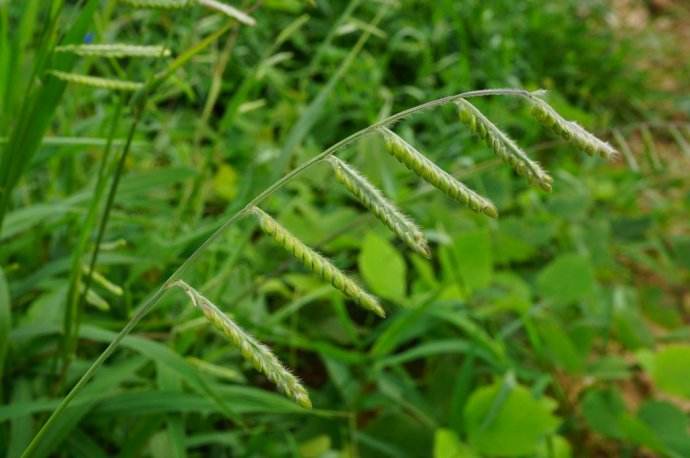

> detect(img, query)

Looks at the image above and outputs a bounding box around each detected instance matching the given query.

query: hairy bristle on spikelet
[48,70,144,91]
[379,127,498,218]
[55,44,171,58]
[171,280,311,408]
[456,98,553,192]
[527,93,618,160]
[328,156,431,258]
[252,207,386,318]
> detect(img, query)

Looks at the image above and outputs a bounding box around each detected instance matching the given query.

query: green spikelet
[172,280,312,408]
[528,94,618,160]
[456,98,553,192]
[55,44,171,58]
[120,0,256,26]
[119,0,191,8]
[48,70,144,92]
[380,127,498,218]
[252,207,385,318]
[328,156,430,257]
[197,0,256,25]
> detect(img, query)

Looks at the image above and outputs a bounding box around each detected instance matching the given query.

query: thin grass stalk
[171,280,311,407]
[22,24,236,458]
[22,88,533,458]
[180,29,239,224]
[62,97,124,379]
[328,156,430,257]
[62,22,233,369]
[0,0,95,233]
[612,128,639,172]
[61,98,135,372]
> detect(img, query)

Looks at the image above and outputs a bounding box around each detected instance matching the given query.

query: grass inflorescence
[328,156,431,258]
[380,126,499,217]
[55,43,172,58]
[456,98,553,191]
[172,280,312,408]
[48,70,144,91]
[252,206,386,318]
[527,92,618,159]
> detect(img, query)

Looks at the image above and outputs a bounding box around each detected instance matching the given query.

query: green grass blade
[0,0,101,232]
[0,266,9,381]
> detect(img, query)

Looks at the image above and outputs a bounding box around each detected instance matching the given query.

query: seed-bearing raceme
[56,44,171,58]
[456,98,553,192]
[171,280,312,408]
[120,0,256,26]
[252,206,385,318]
[380,127,498,218]
[48,70,144,92]
[328,156,431,258]
[527,93,618,160]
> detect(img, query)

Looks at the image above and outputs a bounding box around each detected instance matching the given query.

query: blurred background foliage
[1,0,689,457]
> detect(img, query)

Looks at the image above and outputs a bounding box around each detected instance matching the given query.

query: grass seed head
[48,70,144,92]
[172,280,312,408]
[380,127,498,218]
[528,93,618,160]
[328,156,431,258]
[55,44,171,58]
[252,206,385,318]
[456,98,553,192]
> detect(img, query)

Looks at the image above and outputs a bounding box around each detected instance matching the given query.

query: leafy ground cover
[1,1,689,457]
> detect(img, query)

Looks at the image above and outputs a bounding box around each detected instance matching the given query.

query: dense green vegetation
[1,1,689,457]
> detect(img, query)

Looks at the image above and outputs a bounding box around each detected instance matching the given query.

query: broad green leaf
[212,163,239,201]
[581,388,627,440]
[28,357,148,458]
[638,400,690,457]
[536,318,585,373]
[7,378,32,458]
[359,232,406,302]
[649,344,690,399]
[433,428,478,458]
[537,253,595,305]
[298,435,332,457]
[491,273,532,314]
[464,381,560,456]
[493,218,537,264]
[453,229,492,293]
[535,436,572,458]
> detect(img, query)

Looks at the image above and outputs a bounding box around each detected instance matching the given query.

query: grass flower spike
[328,156,431,257]
[527,93,618,160]
[252,207,385,318]
[172,280,311,408]
[55,44,171,58]
[380,127,498,218]
[48,70,144,91]
[120,0,191,9]
[456,98,553,191]
[120,0,256,26]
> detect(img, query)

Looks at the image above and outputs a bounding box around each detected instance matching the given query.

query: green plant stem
[60,96,124,384]
[21,87,531,458]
